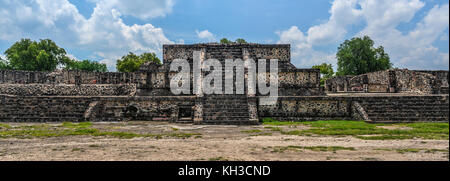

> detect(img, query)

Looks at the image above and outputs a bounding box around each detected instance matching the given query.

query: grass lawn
[0,122,200,139]
[262,118,449,140]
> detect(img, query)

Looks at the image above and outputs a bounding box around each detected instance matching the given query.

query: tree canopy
[235,38,247,44]
[64,59,108,72]
[4,38,68,71]
[312,63,334,85]
[336,36,392,75]
[116,52,161,72]
[220,38,247,44]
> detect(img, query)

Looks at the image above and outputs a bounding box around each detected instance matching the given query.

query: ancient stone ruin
[325,69,449,94]
[0,43,448,124]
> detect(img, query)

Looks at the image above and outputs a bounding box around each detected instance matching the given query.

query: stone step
[0,117,84,122]
[360,101,449,104]
[370,117,448,122]
[204,115,249,118]
[367,113,449,117]
[366,109,449,114]
[202,99,248,101]
[203,109,250,113]
[175,119,194,124]
[203,116,250,120]
[362,105,449,109]
[203,106,249,110]
[0,113,85,116]
[203,110,249,114]
[202,120,258,125]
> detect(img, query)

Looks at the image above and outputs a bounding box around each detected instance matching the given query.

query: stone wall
[258,95,449,123]
[258,96,354,121]
[0,94,96,122]
[93,96,196,122]
[0,94,195,122]
[325,75,354,92]
[326,69,449,94]
[162,43,322,96]
[394,69,435,94]
[0,70,147,85]
[0,84,136,96]
[1,94,447,123]
[415,70,449,94]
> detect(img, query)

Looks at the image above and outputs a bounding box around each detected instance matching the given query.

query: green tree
[4,38,68,71]
[64,59,108,72]
[336,36,392,75]
[220,38,248,44]
[116,52,161,72]
[235,38,247,44]
[312,63,334,85]
[220,38,234,44]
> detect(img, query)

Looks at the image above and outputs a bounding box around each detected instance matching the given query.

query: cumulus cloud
[86,0,174,19]
[307,0,362,45]
[277,0,449,70]
[277,0,363,68]
[277,26,336,68]
[196,30,216,42]
[0,0,175,71]
[359,1,449,70]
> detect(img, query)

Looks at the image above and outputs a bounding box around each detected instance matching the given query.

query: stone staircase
[206,46,243,61]
[359,95,449,123]
[202,95,255,125]
[199,47,256,124]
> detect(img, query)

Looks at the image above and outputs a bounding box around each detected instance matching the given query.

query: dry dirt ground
[0,121,448,161]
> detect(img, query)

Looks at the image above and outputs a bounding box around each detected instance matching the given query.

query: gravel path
[0,122,448,161]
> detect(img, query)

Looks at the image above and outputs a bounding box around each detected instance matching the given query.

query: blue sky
[0,0,448,71]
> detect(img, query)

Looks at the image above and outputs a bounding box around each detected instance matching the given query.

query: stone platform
[1,93,448,124]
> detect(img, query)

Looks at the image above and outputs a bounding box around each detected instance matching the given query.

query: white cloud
[307,0,362,45]
[359,2,449,70]
[196,30,216,42]
[0,0,175,71]
[277,0,449,70]
[276,0,363,68]
[86,0,174,19]
[277,26,336,68]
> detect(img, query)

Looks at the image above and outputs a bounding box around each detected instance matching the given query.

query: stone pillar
[194,48,205,97]
[193,100,203,124]
[243,48,259,124]
[247,97,259,124]
[193,48,205,124]
[243,48,256,97]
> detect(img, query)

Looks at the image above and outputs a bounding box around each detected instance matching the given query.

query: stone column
[243,48,259,124]
[193,101,203,124]
[247,97,259,124]
[243,48,256,97]
[194,48,205,97]
[193,48,205,124]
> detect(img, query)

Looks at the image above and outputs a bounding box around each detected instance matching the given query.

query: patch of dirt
[0,122,448,161]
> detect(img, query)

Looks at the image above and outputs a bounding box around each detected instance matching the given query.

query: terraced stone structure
[325,69,449,94]
[0,43,448,124]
